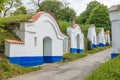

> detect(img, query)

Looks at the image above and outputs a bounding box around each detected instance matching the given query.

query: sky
[68,0,120,16]
[22,0,120,16]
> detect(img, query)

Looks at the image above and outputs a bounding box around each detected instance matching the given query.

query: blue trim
[99,43,105,47]
[77,49,84,53]
[9,56,43,67]
[44,56,62,63]
[111,53,119,59]
[70,48,77,53]
[92,44,97,48]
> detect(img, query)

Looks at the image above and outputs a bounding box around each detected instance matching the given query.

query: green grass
[63,46,111,62]
[0,14,33,24]
[85,55,120,80]
[63,53,87,62]
[0,31,19,52]
[0,54,41,80]
[58,20,71,34]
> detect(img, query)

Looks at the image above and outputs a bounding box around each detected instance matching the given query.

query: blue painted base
[70,48,77,53]
[44,56,62,63]
[99,43,105,47]
[92,44,97,48]
[9,56,43,67]
[111,53,119,59]
[8,56,63,67]
[70,48,84,53]
[77,49,84,53]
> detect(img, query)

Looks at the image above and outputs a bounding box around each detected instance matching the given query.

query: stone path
[8,48,111,80]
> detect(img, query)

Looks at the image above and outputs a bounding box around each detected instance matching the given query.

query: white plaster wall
[8,13,67,57]
[87,27,97,44]
[110,10,120,53]
[67,26,84,49]
[5,42,10,57]
[9,44,25,57]
[111,21,120,53]
[110,11,120,21]
[98,28,106,44]
[105,34,110,44]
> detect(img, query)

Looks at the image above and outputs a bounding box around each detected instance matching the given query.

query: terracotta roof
[105,30,110,34]
[5,39,24,44]
[72,24,78,28]
[28,11,44,22]
[109,5,120,12]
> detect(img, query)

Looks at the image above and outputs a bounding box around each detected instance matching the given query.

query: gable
[27,11,67,40]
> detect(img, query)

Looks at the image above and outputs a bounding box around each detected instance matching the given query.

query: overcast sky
[68,0,120,15]
[22,0,120,16]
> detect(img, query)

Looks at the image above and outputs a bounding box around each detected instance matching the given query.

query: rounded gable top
[106,30,110,34]
[28,11,45,22]
[28,11,68,39]
[109,5,120,12]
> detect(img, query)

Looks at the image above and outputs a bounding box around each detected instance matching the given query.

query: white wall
[110,10,120,53]
[6,12,68,57]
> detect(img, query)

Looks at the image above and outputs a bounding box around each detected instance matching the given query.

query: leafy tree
[76,1,100,24]
[60,7,76,21]
[12,6,27,15]
[37,0,63,19]
[3,0,22,17]
[0,0,8,12]
[87,4,110,29]
[37,0,76,21]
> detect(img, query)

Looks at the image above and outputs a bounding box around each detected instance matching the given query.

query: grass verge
[63,46,111,62]
[85,55,120,80]
[0,54,41,80]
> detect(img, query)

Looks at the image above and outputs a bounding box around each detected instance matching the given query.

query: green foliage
[0,14,33,23]
[63,53,87,62]
[0,54,41,80]
[0,14,33,33]
[0,0,8,12]
[60,7,76,21]
[3,0,23,17]
[58,20,71,34]
[38,0,63,19]
[85,56,120,80]
[87,4,110,29]
[76,1,100,24]
[12,6,27,15]
[38,0,76,21]
[0,31,19,53]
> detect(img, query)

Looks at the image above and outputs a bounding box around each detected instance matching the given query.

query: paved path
[8,48,111,80]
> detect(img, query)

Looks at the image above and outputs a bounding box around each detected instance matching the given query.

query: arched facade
[5,11,68,67]
[87,24,97,48]
[67,24,84,53]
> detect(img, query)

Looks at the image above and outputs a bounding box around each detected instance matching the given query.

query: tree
[77,1,100,24]
[37,0,63,19]
[87,4,110,29]
[12,6,27,15]
[60,7,76,21]
[3,0,22,17]
[37,0,76,21]
[0,0,8,12]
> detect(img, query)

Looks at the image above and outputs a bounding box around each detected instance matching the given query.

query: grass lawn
[85,55,120,80]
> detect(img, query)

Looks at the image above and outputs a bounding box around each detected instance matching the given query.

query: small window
[34,37,37,47]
